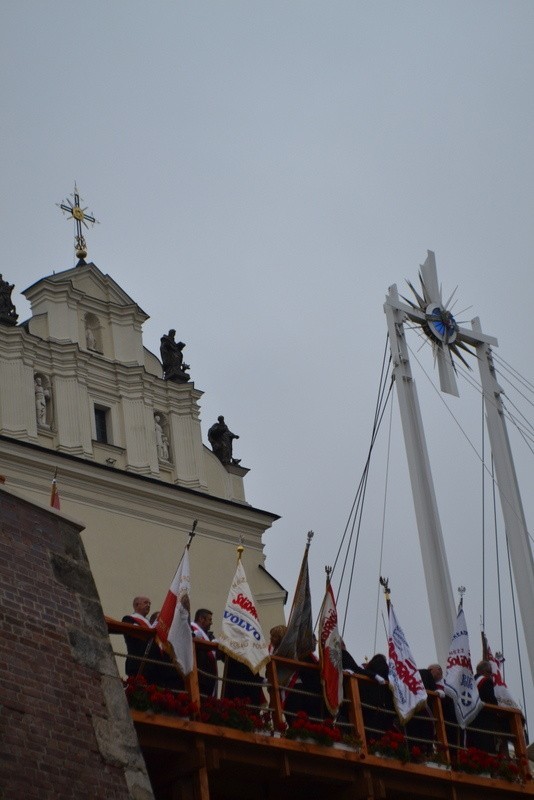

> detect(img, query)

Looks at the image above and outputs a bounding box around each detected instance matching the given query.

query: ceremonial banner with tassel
[155,526,196,676]
[276,531,314,662]
[218,546,270,674]
[318,568,343,716]
[481,631,520,709]
[444,592,482,728]
[381,578,427,725]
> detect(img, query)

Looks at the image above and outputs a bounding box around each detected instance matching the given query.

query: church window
[94,406,110,444]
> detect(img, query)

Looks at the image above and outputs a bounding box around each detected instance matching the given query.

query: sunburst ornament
[57,183,99,262]
[400,251,474,396]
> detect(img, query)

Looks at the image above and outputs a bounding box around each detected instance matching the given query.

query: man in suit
[123,596,182,688]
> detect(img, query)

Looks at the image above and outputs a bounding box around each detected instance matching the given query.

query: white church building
[0,256,286,634]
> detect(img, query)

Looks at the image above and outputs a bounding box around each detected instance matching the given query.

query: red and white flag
[444,603,482,728]
[481,631,521,709]
[318,577,343,716]
[218,558,270,675]
[387,602,427,724]
[50,476,60,510]
[156,548,193,676]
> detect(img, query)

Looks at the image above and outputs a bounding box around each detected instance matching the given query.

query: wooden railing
[107,617,531,783]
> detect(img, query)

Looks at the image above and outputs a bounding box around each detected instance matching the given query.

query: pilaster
[0,358,37,440]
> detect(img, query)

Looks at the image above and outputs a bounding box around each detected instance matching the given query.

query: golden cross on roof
[57,183,99,262]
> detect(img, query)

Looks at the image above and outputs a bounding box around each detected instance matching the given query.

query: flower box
[124,675,197,717]
[284,712,342,747]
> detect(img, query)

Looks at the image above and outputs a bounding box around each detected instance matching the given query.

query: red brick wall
[0,488,152,799]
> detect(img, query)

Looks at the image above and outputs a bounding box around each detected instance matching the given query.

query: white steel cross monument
[384,251,534,683]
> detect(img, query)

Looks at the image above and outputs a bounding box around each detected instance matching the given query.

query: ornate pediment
[23,262,148,320]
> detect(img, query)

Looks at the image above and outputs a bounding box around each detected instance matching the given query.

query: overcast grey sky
[2,2,533,723]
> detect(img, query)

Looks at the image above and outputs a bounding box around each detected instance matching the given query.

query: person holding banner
[358,654,396,743]
[123,596,182,688]
[192,609,219,697]
[284,635,324,720]
[218,545,270,706]
[222,656,266,705]
[466,661,500,752]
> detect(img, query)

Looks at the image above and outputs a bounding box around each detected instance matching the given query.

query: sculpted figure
[85,325,97,350]
[160,329,190,382]
[34,377,50,427]
[154,414,170,461]
[0,274,18,324]
[208,416,240,465]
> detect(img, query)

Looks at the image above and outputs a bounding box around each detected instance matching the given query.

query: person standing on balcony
[192,608,219,697]
[123,596,182,689]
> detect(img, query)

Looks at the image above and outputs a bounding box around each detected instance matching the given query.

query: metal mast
[384,280,456,665]
[472,318,534,682]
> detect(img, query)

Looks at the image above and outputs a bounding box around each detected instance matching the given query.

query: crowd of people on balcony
[121,596,514,758]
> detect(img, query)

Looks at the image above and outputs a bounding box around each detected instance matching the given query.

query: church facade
[0,260,286,636]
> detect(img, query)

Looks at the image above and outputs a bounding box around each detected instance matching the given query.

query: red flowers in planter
[199,696,266,732]
[284,712,342,746]
[456,746,497,775]
[456,747,524,782]
[124,675,197,717]
[369,730,410,763]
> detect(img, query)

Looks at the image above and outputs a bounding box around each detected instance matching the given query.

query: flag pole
[318,564,332,617]
[481,629,489,662]
[186,519,198,550]
[379,575,391,612]
[222,540,243,696]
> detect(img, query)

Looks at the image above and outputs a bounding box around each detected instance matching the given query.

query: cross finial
[57,183,99,263]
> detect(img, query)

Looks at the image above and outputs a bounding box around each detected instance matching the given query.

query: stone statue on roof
[0,274,18,326]
[160,329,191,383]
[208,416,240,465]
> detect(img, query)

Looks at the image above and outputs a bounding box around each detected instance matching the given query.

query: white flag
[444,605,482,728]
[218,559,270,675]
[387,602,427,724]
[155,548,194,676]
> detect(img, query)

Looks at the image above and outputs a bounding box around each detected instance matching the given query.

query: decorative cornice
[0,434,280,523]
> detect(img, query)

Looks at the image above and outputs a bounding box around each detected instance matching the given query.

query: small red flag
[50,478,60,510]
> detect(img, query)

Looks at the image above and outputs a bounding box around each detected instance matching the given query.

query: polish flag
[50,477,60,510]
[156,548,193,676]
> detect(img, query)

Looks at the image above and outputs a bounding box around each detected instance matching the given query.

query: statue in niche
[208,416,240,465]
[34,377,50,428]
[85,325,97,350]
[0,274,18,325]
[160,329,190,383]
[154,414,170,461]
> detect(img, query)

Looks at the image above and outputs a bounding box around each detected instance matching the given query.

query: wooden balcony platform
[132,710,533,800]
[107,618,533,800]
